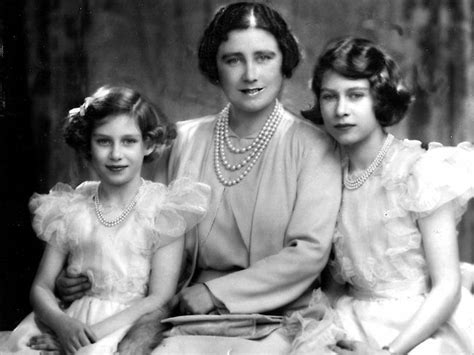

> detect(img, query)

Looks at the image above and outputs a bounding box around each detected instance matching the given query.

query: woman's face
[216,27,283,117]
[90,114,153,189]
[319,70,382,148]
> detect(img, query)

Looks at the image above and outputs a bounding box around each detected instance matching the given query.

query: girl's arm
[385,204,461,354]
[30,245,97,352]
[90,237,184,339]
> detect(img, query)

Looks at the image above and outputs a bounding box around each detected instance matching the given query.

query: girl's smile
[90,114,153,191]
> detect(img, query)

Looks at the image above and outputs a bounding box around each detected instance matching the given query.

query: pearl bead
[213,100,283,187]
[94,182,142,227]
[343,134,394,190]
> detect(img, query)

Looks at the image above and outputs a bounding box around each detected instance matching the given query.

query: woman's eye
[256,54,272,63]
[225,57,240,65]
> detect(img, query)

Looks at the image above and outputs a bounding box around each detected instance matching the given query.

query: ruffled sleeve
[386,141,474,221]
[137,178,211,249]
[29,182,89,251]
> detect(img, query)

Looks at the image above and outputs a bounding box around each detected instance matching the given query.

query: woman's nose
[243,62,257,82]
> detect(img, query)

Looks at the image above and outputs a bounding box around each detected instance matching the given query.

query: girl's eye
[123,138,138,145]
[95,138,111,146]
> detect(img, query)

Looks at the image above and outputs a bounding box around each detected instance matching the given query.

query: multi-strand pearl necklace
[214,100,283,187]
[94,184,142,227]
[343,134,394,190]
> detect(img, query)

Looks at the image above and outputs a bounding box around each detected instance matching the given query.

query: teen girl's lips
[106,165,128,172]
[334,123,356,130]
[240,87,264,96]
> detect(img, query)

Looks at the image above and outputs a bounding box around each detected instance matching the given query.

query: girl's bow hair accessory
[68,96,93,121]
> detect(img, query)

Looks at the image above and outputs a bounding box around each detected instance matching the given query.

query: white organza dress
[3,178,210,354]
[290,136,474,354]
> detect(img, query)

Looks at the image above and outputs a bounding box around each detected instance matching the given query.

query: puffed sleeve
[399,142,474,221]
[29,182,77,252]
[138,178,211,249]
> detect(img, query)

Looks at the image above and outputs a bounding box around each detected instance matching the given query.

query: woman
[49,2,341,354]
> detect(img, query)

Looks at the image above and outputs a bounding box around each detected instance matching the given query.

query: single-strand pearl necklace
[94,184,142,227]
[343,134,394,190]
[214,100,283,187]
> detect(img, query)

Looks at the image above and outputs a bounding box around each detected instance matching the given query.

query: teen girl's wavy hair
[303,37,413,127]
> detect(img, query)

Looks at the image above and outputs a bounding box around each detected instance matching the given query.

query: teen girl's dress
[3,178,210,354]
[289,135,474,354]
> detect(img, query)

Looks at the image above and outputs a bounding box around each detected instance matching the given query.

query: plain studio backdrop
[2,0,474,330]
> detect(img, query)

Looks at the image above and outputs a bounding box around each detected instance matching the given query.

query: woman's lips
[240,87,264,96]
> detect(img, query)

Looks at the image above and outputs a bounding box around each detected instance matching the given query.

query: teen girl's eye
[348,91,366,100]
[320,92,337,101]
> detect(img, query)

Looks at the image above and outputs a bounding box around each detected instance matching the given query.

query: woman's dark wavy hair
[63,86,176,162]
[302,37,413,127]
[198,1,301,85]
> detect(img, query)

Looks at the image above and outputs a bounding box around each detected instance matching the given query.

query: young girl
[290,37,474,354]
[4,86,210,354]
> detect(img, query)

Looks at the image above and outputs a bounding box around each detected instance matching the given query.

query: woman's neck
[228,100,277,138]
[98,177,142,207]
[345,130,388,173]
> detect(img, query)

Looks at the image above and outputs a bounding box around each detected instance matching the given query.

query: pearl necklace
[214,100,283,187]
[343,134,394,190]
[94,184,142,227]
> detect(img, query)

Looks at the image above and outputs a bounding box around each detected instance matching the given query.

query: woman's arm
[31,245,97,353]
[385,204,461,354]
[90,237,184,339]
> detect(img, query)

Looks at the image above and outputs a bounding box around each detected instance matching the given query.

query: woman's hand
[179,284,215,314]
[54,317,97,354]
[55,268,91,304]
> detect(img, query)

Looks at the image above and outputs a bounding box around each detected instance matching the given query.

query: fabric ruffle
[29,182,93,251]
[29,178,210,253]
[285,289,346,355]
[136,177,211,250]
[382,139,474,222]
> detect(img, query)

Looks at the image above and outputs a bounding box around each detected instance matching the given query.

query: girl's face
[320,70,382,148]
[90,114,153,189]
[216,27,283,118]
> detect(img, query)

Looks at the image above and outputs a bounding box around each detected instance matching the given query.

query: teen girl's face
[90,114,153,189]
[216,27,283,118]
[320,70,383,148]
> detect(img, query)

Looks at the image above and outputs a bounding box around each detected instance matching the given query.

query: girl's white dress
[3,178,210,354]
[289,136,474,354]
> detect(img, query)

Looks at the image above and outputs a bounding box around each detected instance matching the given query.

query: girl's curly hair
[64,86,176,162]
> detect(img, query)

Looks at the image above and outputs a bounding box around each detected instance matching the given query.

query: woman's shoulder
[280,109,338,154]
[176,115,217,133]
